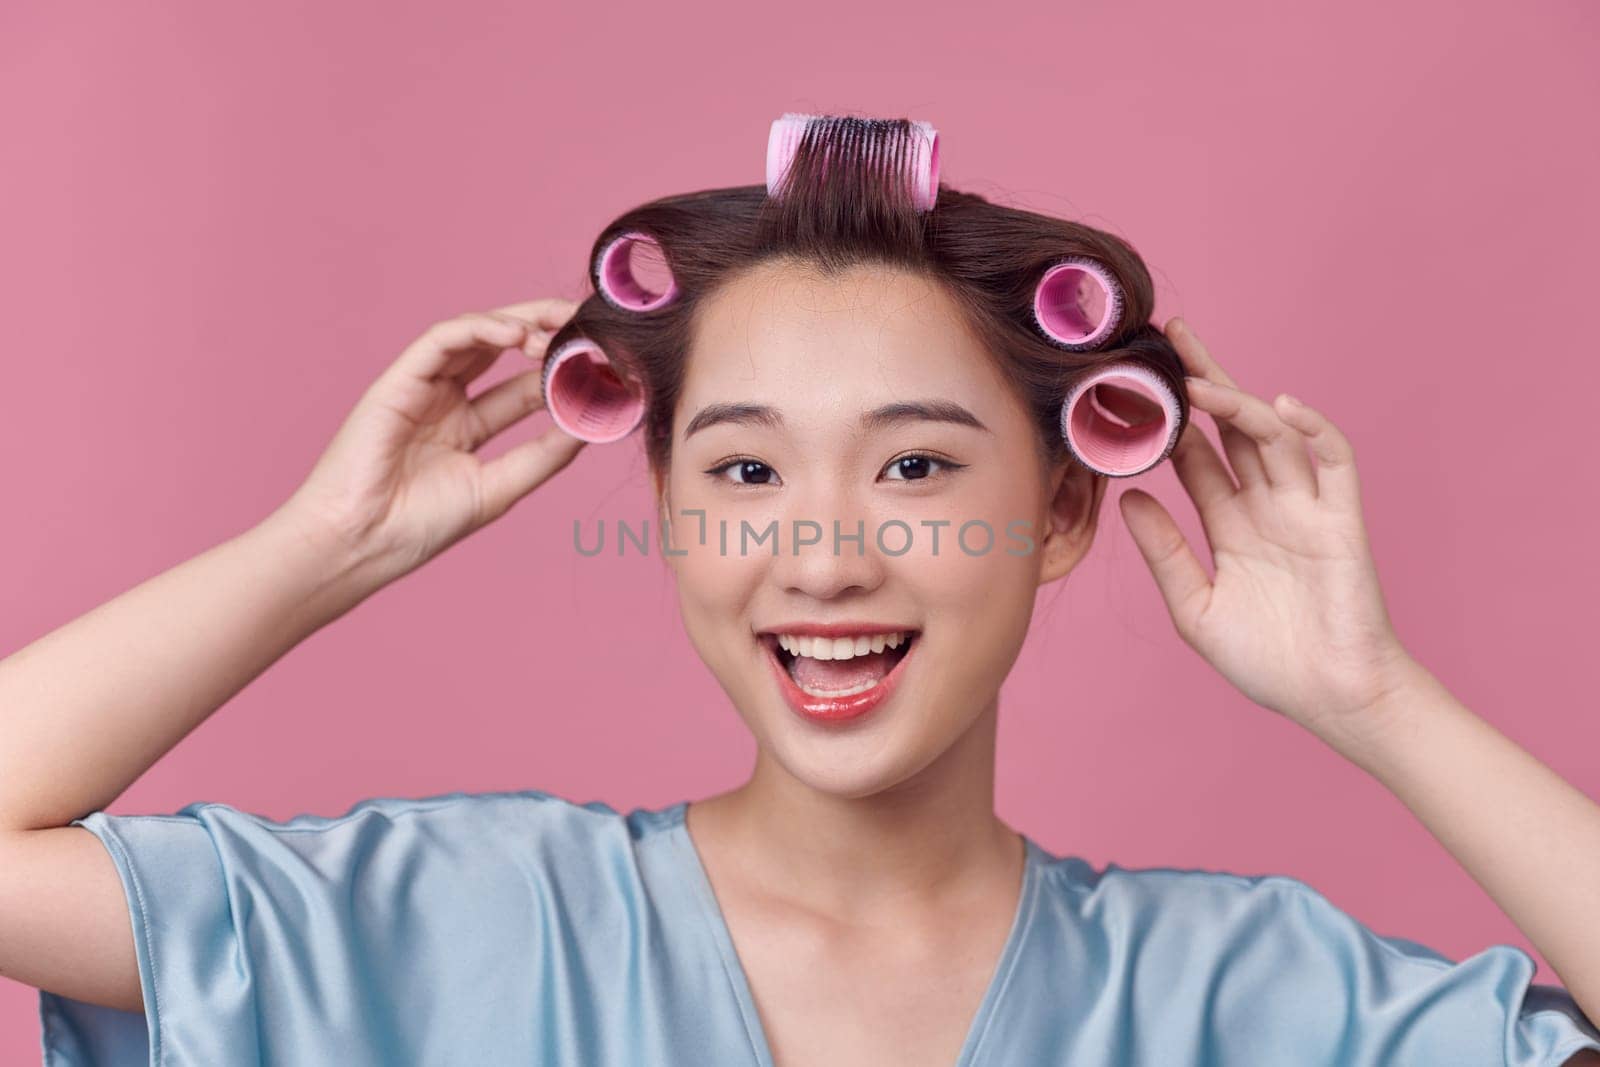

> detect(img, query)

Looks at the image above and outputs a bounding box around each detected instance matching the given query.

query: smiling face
[656,256,1106,799]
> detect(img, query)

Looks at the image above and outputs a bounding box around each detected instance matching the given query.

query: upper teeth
[776,632,908,660]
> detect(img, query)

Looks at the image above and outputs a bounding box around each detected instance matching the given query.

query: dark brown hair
[548,116,1187,479]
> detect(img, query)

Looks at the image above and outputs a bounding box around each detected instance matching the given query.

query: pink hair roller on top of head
[540,336,645,444]
[767,113,941,211]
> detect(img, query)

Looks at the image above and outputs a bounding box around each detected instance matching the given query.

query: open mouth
[761,631,918,698]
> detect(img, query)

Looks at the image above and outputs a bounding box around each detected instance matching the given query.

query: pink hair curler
[766,113,941,212]
[1033,256,1124,350]
[1059,361,1183,478]
[594,230,678,313]
[541,337,645,444]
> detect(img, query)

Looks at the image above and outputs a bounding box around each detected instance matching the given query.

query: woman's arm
[0,298,580,835]
[0,505,377,833]
[1118,316,1600,1032]
[1319,656,1600,1028]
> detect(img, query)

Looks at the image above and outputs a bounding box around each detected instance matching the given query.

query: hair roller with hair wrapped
[767,113,941,212]
[1058,358,1185,479]
[1028,254,1183,477]
[540,335,646,444]
[1032,255,1123,351]
[593,230,678,313]
[542,228,669,443]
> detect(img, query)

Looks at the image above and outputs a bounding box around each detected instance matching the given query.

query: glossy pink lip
[760,630,919,725]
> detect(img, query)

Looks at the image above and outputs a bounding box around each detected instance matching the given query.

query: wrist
[255,502,392,621]
[1315,649,1438,769]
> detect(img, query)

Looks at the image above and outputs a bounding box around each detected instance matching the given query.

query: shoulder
[1034,853,1537,1009]
[121,787,682,841]
[1034,853,1473,977]
[45,792,695,1064]
[174,787,625,832]
[77,788,686,894]
[1027,854,1600,1060]
[1040,853,1414,927]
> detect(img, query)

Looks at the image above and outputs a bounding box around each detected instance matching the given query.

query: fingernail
[1170,317,1186,337]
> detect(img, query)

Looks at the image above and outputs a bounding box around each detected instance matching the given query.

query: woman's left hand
[1117,317,1418,743]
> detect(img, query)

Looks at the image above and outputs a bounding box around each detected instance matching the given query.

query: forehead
[679,259,1009,425]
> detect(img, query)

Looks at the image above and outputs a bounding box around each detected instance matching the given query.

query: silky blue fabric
[39,789,1600,1065]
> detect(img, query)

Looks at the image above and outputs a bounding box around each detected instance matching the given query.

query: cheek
[668,527,772,656]
[670,559,756,693]
[674,552,755,613]
[897,547,1039,708]
[918,550,1038,641]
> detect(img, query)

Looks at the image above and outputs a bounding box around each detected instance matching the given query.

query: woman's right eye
[704,458,781,487]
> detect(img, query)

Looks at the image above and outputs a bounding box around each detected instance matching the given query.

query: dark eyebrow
[862,400,992,435]
[684,399,992,439]
[683,402,782,439]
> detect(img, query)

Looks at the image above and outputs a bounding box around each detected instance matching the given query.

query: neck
[696,694,1023,920]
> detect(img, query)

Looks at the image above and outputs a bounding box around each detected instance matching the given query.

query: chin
[760,745,927,801]
[757,696,980,802]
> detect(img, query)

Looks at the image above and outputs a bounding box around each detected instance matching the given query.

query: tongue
[791,648,895,691]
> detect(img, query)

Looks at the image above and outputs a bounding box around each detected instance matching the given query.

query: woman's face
[659,257,1105,798]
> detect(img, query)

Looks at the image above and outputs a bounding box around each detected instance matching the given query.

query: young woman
[4,115,1599,1066]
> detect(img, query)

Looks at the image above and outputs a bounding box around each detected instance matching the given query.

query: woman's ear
[1036,457,1107,586]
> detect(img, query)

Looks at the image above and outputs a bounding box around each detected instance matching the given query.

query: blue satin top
[39,789,1600,1065]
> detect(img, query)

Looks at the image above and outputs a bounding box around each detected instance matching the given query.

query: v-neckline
[667,800,1045,1066]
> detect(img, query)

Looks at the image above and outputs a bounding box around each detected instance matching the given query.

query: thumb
[1117,488,1211,640]
[477,425,586,522]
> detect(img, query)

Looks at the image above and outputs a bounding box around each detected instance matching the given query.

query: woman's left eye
[881,453,964,481]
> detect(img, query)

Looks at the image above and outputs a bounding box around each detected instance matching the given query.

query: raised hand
[1117,318,1416,742]
[282,298,587,588]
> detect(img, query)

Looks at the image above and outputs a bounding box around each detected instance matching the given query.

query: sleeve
[1202,872,1600,1066]
[38,790,599,1067]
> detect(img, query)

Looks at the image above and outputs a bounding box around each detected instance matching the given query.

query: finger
[489,298,581,333]
[464,366,545,450]
[438,343,499,395]
[1165,317,1240,390]
[1165,319,1268,489]
[1185,378,1317,494]
[516,322,558,364]
[1184,376,1267,489]
[476,423,587,522]
[385,313,528,387]
[1166,418,1243,541]
[458,311,557,381]
[1272,394,1362,513]
[1116,488,1213,644]
[454,308,572,386]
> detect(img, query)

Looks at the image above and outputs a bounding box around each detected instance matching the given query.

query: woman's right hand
[279,298,587,587]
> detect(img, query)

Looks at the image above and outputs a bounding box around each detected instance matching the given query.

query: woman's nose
[767,497,888,600]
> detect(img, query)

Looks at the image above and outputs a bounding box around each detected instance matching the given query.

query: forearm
[1320,655,1600,1024]
[0,505,381,832]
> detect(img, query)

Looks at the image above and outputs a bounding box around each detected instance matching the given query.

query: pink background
[3,0,1597,1055]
